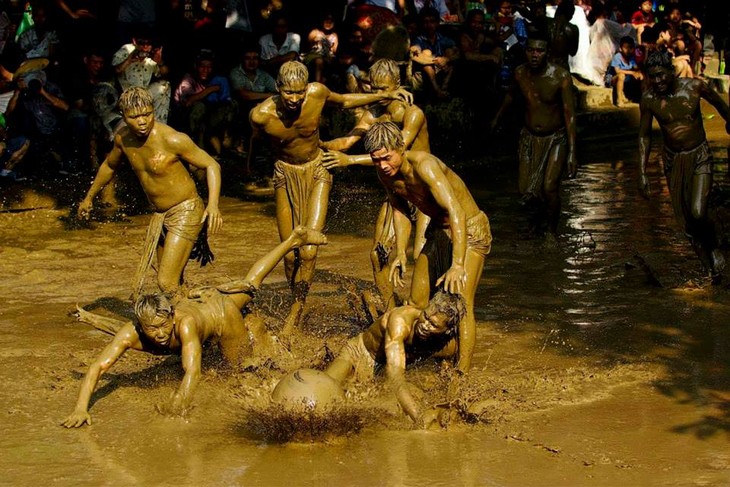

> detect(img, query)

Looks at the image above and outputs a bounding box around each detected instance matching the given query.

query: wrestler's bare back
[251,83,329,164]
[365,102,430,152]
[641,78,707,152]
[380,151,481,227]
[115,123,200,211]
[515,63,571,135]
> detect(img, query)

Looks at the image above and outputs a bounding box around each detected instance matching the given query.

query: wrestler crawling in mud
[325,290,466,428]
[249,61,412,333]
[638,50,730,279]
[61,226,327,427]
[329,122,491,371]
[491,35,578,238]
[78,87,223,298]
[321,58,431,312]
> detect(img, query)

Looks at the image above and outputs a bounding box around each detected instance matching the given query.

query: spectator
[665,6,701,75]
[630,0,655,44]
[606,35,643,106]
[303,12,338,83]
[584,3,636,86]
[258,11,300,76]
[411,0,457,22]
[173,50,234,156]
[0,113,30,181]
[458,8,502,93]
[229,45,276,153]
[17,4,60,61]
[412,7,458,100]
[112,30,171,123]
[547,0,579,70]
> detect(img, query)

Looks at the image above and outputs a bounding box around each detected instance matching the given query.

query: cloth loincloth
[338,334,379,383]
[517,127,567,199]
[663,141,713,230]
[273,151,332,227]
[133,196,212,298]
[421,211,492,291]
[374,200,419,270]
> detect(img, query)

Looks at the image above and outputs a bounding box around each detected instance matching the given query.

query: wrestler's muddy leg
[280,180,331,335]
[457,249,485,371]
[218,299,253,364]
[371,202,396,311]
[543,140,568,236]
[156,233,196,295]
[517,140,544,235]
[409,251,432,309]
[688,172,725,276]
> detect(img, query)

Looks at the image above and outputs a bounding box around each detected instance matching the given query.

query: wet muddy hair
[276,61,308,87]
[134,293,174,326]
[118,87,153,114]
[363,121,404,153]
[369,59,400,86]
[645,50,673,71]
[429,290,467,332]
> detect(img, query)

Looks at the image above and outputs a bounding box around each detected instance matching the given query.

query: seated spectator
[606,36,643,106]
[666,7,701,75]
[112,30,171,123]
[173,50,234,156]
[411,7,459,100]
[16,4,60,61]
[258,11,300,76]
[303,12,338,83]
[0,113,30,181]
[630,0,655,44]
[584,3,636,86]
[5,69,70,176]
[671,38,693,78]
[458,9,502,92]
[335,26,372,93]
[411,0,458,23]
[229,46,276,152]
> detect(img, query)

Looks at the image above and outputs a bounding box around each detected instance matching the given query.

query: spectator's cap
[12,57,49,80]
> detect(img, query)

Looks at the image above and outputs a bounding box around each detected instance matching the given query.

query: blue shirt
[413,32,456,57]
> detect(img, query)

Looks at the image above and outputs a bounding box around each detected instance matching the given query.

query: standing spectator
[458,8,502,93]
[258,11,300,76]
[607,36,643,106]
[303,12,338,83]
[112,31,171,123]
[173,50,234,156]
[547,0,579,70]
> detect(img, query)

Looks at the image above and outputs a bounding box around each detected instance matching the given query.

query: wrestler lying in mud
[77,87,223,299]
[61,226,326,428]
[325,290,466,428]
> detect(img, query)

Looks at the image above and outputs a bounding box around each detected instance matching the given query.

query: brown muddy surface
[1,112,730,486]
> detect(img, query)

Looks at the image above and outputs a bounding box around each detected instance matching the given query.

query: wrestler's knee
[298,245,318,262]
[690,201,707,221]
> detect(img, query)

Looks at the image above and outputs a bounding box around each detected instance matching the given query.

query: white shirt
[258,33,301,61]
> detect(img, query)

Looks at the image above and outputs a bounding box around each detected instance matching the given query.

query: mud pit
[2,114,730,485]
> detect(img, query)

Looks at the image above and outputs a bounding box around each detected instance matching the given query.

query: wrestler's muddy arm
[637,96,654,198]
[699,81,730,132]
[561,71,578,177]
[413,210,430,260]
[320,111,372,152]
[61,323,143,428]
[415,154,468,294]
[246,110,262,173]
[78,139,124,218]
[401,105,427,148]
[389,195,414,288]
[166,317,202,415]
[384,310,423,425]
[173,132,223,234]
[490,75,516,131]
[325,85,413,110]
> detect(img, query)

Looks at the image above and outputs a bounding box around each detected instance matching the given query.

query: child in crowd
[606,36,643,106]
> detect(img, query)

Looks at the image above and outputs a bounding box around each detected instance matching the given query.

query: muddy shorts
[133,197,207,298]
[338,334,379,383]
[421,211,492,289]
[517,127,567,199]
[273,152,333,227]
[663,141,713,229]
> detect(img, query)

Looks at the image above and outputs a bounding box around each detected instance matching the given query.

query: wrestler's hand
[61,409,91,428]
[388,87,414,106]
[436,264,466,295]
[203,205,223,234]
[77,198,93,220]
[417,407,446,430]
[321,150,350,169]
[638,173,650,199]
[389,253,407,288]
[567,153,578,179]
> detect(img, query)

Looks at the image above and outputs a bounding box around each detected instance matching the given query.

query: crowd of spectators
[0,0,717,182]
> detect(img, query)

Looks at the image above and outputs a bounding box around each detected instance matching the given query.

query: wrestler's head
[414,290,466,340]
[369,59,400,95]
[645,50,675,96]
[134,293,175,347]
[363,121,405,177]
[277,61,308,112]
[525,34,549,71]
[119,87,155,138]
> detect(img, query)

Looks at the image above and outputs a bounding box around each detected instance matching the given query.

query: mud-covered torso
[643,79,707,152]
[516,63,569,135]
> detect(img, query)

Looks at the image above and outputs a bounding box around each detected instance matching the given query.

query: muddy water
[1,113,729,486]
